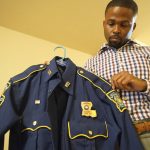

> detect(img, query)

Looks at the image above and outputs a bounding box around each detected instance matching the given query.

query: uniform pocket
[20,112,54,150]
[68,120,108,150]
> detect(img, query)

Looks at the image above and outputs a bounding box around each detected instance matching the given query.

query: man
[84,0,150,149]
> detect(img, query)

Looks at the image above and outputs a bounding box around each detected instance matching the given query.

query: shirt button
[33,121,37,126]
[120,62,124,65]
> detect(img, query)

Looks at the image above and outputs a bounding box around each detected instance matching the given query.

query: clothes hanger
[53,46,67,66]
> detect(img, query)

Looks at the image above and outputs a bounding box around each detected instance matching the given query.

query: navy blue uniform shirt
[0,57,143,150]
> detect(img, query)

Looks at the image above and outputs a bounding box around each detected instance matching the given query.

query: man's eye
[121,23,130,28]
[108,22,114,26]
[121,24,128,27]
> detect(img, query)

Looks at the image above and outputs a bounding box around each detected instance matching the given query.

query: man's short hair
[105,0,138,16]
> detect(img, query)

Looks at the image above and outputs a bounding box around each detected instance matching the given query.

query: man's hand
[111,71,147,92]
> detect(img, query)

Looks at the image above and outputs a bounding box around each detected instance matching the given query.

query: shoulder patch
[0,82,11,107]
[11,64,46,84]
[0,95,5,107]
[107,90,126,112]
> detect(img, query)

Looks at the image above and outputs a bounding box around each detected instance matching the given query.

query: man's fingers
[111,71,134,91]
[111,73,124,89]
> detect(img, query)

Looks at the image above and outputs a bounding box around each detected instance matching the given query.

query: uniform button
[88,130,93,135]
[47,69,52,75]
[79,70,84,74]
[48,89,52,94]
[33,121,37,126]
[40,65,44,68]
[65,81,71,88]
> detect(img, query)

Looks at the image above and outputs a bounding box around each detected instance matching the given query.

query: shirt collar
[44,56,76,95]
[99,40,138,54]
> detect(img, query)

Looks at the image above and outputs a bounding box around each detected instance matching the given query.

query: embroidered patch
[3,82,11,92]
[0,82,11,107]
[108,91,126,112]
[0,95,5,106]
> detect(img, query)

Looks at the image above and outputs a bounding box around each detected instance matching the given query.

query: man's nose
[113,25,121,34]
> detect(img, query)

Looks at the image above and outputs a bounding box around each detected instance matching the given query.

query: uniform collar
[44,56,76,95]
[99,40,138,54]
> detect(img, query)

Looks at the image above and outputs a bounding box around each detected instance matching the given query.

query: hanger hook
[53,46,67,59]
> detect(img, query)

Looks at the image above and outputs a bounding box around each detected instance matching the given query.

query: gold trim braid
[21,126,51,133]
[13,66,46,84]
[68,121,108,139]
[77,70,126,112]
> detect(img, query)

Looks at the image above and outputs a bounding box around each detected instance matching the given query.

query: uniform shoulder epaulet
[11,64,47,84]
[77,67,111,91]
[77,67,126,112]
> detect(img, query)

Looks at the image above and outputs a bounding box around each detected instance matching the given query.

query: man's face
[103,6,136,48]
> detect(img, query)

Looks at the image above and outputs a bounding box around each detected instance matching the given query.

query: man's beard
[108,40,123,49]
[108,36,124,49]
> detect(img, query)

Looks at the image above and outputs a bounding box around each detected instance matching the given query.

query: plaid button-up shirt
[84,40,150,122]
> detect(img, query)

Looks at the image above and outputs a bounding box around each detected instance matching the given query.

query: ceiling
[0,0,149,55]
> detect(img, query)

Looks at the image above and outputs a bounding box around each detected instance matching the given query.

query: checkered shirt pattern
[84,40,150,122]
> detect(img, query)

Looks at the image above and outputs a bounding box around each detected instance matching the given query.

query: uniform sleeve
[105,91,144,150]
[116,109,144,149]
[0,80,20,140]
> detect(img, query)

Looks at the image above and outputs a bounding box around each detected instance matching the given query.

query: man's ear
[133,22,136,31]
[103,20,106,27]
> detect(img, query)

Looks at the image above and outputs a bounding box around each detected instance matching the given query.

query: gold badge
[81,101,97,118]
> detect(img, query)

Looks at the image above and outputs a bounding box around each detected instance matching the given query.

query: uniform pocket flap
[68,120,108,139]
[21,112,51,132]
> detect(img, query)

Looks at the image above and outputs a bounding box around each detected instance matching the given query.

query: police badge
[81,101,97,118]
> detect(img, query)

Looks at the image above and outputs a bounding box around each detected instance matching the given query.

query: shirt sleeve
[141,79,150,98]
[0,80,20,138]
[83,60,90,71]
